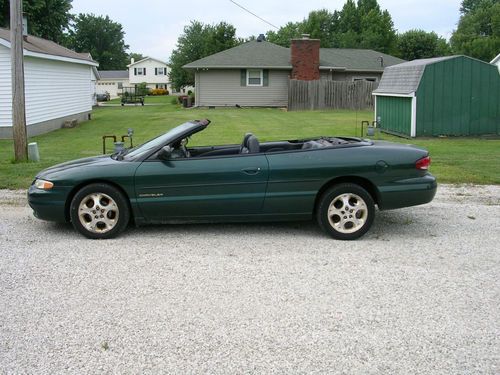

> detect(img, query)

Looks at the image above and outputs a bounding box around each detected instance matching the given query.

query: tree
[65,13,129,70]
[128,52,144,63]
[335,0,397,52]
[358,9,396,53]
[266,1,396,52]
[266,22,302,47]
[301,9,339,47]
[451,0,500,61]
[266,23,300,47]
[267,10,340,48]
[459,0,493,14]
[169,21,239,89]
[396,30,451,60]
[0,0,72,43]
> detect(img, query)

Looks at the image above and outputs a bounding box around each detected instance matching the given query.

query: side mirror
[158,145,173,160]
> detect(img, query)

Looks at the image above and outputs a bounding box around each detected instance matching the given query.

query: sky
[71,0,463,62]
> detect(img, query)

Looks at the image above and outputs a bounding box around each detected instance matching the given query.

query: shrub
[136,82,150,96]
[150,88,168,96]
[171,96,179,105]
[187,90,193,95]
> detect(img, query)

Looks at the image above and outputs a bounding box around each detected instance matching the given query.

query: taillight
[416,156,431,170]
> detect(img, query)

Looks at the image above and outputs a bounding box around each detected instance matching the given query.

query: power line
[229,0,279,30]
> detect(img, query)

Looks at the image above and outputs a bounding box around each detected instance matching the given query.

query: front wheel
[69,183,130,239]
[316,183,375,240]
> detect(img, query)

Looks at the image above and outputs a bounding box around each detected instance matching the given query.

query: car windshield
[121,121,201,160]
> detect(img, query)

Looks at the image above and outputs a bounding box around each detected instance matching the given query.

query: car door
[134,154,269,221]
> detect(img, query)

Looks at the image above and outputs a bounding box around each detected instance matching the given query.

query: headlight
[34,179,54,190]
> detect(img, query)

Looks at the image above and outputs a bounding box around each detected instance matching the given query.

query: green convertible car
[28,119,437,240]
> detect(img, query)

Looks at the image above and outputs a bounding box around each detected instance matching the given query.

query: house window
[352,77,378,82]
[135,67,146,76]
[155,67,167,75]
[155,84,167,89]
[247,69,263,86]
[118,82,123,89]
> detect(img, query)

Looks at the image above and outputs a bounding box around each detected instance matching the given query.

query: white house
[97,70,129,98]
[127,56,172,91]
[0,27,99,138]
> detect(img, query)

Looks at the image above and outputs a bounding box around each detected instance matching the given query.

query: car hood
[37,155,113,179]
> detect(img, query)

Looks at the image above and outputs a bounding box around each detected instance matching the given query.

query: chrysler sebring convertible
[28,119,437,240]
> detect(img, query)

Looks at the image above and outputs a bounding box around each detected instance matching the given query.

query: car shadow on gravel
[36,209,429,241]
[122,220,323,239]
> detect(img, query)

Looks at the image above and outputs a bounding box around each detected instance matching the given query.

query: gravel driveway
[0,184,499,374]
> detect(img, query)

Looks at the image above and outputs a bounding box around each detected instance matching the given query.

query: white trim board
[372,92,415,98]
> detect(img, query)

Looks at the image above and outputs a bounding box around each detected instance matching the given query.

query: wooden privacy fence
[288,79,378,111]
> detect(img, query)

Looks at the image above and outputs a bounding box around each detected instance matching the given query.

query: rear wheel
[70,183,130,239]
[317,183,375,240]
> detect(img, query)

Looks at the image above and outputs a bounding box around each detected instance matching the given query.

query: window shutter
[143,68,146,75]
[263,69,269,86]
[164,67,167,75]
[134,68,137,75]
[155,68,158,75]
[240,69,246,86]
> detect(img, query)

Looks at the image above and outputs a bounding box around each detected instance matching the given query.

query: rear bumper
[27,185,68,222]
[377,174,437,210]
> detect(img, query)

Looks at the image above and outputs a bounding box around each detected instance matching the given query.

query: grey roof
[98,70,129,79]
[319,48,405,71]
[0,27,97,64]
[373,56,459,95]
[183,40,405,71]
[184,41,291,69]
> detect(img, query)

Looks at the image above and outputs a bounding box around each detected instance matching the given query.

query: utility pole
[10,0,27,161]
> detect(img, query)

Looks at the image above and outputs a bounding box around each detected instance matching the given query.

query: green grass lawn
[0,96,499,189]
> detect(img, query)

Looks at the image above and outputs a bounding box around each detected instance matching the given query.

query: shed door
[376,96,412,137]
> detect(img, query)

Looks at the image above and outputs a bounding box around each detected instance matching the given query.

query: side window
[247,69,263,86]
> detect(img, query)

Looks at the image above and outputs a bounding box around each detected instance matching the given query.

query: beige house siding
[196,69,289,107]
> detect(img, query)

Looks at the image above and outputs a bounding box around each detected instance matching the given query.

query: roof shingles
[183,40,406,71]
[0,27,96,64]
[373,56,459,95]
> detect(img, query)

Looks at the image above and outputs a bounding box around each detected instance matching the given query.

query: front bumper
[377,174,437,210]
[27,185,70,222]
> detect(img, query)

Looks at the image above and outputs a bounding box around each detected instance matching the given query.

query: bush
[170,96,179,105]
[187,90,193,95]
[150,88,168,96]
[136,82,150,96]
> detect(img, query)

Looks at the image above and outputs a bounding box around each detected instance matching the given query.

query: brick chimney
[290,34,320,80]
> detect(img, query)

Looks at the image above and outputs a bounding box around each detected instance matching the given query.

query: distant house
[127,56,172,92]
[97,70,129,98]
[183,36,405,107]
[0,27,98,138]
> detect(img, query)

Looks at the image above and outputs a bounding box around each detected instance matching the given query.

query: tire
[316,183,375,240]
[69,183,130,239]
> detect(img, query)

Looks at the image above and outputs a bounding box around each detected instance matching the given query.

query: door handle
[241,167,261,175]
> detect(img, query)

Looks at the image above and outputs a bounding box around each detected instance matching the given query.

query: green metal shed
[373,56,500,137]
